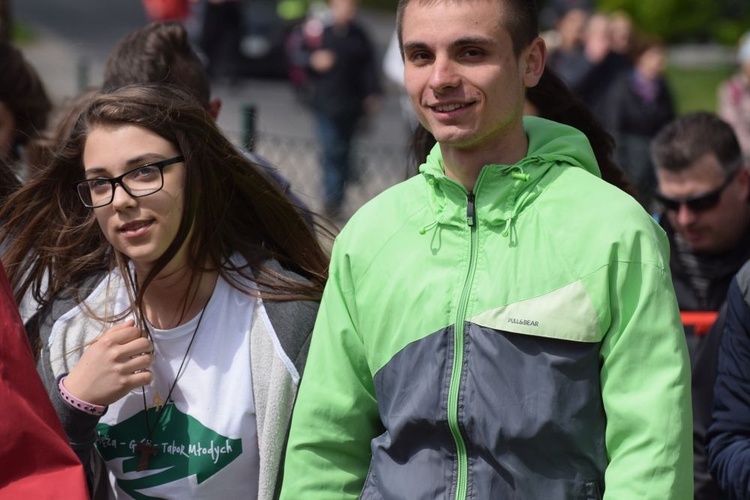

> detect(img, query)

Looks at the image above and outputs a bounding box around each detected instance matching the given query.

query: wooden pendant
[135,440,158,471]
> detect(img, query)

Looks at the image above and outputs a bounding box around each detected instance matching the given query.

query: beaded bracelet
[58,376,107,416]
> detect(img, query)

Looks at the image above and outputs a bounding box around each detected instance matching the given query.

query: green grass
[665,65,736,115]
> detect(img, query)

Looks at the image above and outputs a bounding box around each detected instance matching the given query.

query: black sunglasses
[655,169,739,213]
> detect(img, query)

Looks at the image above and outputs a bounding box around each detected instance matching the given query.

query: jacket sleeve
[598,256,693,499]
[31,274,109,494]
[707,274,750,498]
[691,304,727,500]
[280,241,382,499]
[0,262,89,499]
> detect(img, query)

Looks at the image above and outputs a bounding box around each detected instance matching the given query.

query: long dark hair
[1,84,329,317]
[408,68,635,197]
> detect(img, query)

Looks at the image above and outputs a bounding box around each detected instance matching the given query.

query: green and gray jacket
[282,117,692,499]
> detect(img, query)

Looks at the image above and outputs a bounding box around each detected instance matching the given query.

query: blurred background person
[650,113,750,499]
[651,112,750,362]
[0,41,51,191]
[548,9,631,133]
[608,10,634,58]
[291,0,381,219]
[574,12,631,132]
[546,5,590,91]
[608,34,675,211]
[718,30,750,159]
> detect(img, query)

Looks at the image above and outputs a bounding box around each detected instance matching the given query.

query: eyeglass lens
[77,164,164,208]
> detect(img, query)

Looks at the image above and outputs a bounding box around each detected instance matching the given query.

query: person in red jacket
[0,261,88,499]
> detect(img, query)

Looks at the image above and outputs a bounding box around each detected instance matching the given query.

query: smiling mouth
[429,101,476,114]
[434,103,464,112]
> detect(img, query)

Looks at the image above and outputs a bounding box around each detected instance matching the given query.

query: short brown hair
[396,0,539,57]
[651,112,743,174]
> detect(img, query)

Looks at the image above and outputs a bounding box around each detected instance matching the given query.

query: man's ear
[521,37,546,89]
[208,97,222,121]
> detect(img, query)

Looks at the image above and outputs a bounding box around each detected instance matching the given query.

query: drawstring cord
[419,166,530,238]
[419,220,439,235]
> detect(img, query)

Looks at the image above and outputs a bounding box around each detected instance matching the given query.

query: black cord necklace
[134,297,209,472]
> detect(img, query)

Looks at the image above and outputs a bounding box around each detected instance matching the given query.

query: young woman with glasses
[0,84,328,499]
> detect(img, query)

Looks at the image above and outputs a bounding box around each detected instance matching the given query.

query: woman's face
[82,124,186,275]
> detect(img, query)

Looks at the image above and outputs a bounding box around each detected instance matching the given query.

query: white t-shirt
[96,274,260,499]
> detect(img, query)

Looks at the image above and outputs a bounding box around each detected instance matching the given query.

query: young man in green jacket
[281,0,693,498]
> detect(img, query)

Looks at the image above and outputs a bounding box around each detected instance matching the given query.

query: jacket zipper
[449,190,477,500]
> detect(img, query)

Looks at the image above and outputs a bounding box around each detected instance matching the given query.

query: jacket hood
[418,116,600,234]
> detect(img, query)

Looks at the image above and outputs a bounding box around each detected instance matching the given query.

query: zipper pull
[467,192,475,227]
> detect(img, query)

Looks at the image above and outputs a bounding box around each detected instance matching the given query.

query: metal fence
[249,128,413,221]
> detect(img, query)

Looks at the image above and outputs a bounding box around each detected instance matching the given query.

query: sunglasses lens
[686,193,721,212]
[657,191,722,213]
[655,195,680,212]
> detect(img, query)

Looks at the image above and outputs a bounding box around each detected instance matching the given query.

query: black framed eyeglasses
[654,168,740,214]
[73,155,184,208]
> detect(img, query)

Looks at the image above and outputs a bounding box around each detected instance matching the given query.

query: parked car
[239,0,291,78]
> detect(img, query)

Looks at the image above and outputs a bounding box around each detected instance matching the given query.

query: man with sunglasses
[651,111,750,500]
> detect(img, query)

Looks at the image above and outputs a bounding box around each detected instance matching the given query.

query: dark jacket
[659,215,750,499]
[708,261,750,498]
[306,20,381,120]
[609,71,675,139]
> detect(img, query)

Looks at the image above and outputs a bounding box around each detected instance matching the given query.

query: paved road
[14,1,410,217]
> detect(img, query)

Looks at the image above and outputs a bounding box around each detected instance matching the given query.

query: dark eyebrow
[84,154,167,177]
[450,36,495,49]
[402,41,429,54]
[403,36,495,54]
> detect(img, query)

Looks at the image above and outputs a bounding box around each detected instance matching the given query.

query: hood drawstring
[420,176,442,236]
[420,166,530,240]
[419,220,439,235]
[497,167,530,239]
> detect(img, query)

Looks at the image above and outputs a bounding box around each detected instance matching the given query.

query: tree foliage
[596,0,749,44]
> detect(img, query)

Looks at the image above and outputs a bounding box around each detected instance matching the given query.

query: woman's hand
[63,320,153,406]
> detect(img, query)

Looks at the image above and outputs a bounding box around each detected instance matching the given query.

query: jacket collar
[418,116,600,233]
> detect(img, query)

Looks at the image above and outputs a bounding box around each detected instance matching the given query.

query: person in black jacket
[608,34,675,211]
[651,112,750,499]
[708,261,750,499]
[301,0,381,218]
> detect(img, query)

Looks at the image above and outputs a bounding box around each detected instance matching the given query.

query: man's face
[401,0,541,155]
[657,153,750,254]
